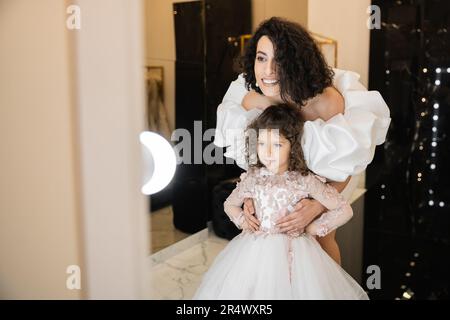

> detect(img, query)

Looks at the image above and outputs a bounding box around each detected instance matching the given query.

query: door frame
[72,0,149,298]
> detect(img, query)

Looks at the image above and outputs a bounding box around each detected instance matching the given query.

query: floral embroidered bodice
[224,167,353,237]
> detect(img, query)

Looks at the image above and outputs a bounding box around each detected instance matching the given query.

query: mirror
[142,0,336,256]
[142,0,361,268]
[142,0,448,300]
[142,0,350,261]
[143,0,253,254]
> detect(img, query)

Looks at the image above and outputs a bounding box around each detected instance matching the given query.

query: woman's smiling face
[254,36,281,98]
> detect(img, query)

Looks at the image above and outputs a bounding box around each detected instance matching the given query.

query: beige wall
[0,0,83,299]
[144,0,189,133]
[307,0,371,188]
[308,0,371,86]
[252,0,308,30]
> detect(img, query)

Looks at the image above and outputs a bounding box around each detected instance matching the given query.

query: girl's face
[254,36,281,98]
[257,129,291,174]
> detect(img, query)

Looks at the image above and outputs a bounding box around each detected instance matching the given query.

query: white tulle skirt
[194,232,369,300]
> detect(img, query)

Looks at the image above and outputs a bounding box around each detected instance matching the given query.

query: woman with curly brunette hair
[240,17,334,107]
[214,17,391,265]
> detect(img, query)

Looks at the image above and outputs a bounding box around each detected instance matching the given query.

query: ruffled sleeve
[214,74,262,170]
[301,69,391,181]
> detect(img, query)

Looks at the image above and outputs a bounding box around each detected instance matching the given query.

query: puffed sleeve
[214,74,262,170]
[301,69,391,182]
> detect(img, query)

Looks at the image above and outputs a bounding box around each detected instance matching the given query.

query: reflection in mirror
[142,0,325,256]
[142,0,387,300]
[142,0,340,256]
[141,0,450,300]
[143,0,252,254]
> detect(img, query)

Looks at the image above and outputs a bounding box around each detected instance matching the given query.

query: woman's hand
[276,198,326,233]
[242,91,283,111]
[242,198,260,231]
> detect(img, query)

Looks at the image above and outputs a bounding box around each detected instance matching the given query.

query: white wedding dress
[213,69,391,200]
[194,167,369,300]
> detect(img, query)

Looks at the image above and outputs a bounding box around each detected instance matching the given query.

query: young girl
[194,104,369,300]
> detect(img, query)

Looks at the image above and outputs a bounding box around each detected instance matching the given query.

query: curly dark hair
[245,104,310,175]
[239,17,334,107]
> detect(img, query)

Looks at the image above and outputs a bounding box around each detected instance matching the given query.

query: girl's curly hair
[239,17,334,107]
[245,104,309,176]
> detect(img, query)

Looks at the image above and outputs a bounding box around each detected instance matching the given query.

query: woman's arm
[276,174,353,235]
[329,177,351,193]
[276,177,351,234]
[310,87,351,193]
[242,91,267,111]
[309,86,345,119]
[242,90,284,111]
[312,87,352,192]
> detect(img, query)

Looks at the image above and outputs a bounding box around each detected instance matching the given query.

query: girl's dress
[194,167,369,300]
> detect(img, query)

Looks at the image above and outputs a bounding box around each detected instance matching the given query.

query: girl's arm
[303,176,351,215]
[301,174,353,237]
[224,188,246,230]
[242,90,284,111]
[223,171,254,229]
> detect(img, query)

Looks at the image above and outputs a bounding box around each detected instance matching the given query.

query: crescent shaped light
[139,131,176,195]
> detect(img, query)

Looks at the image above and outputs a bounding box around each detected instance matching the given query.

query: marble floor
[147,231,228,299]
